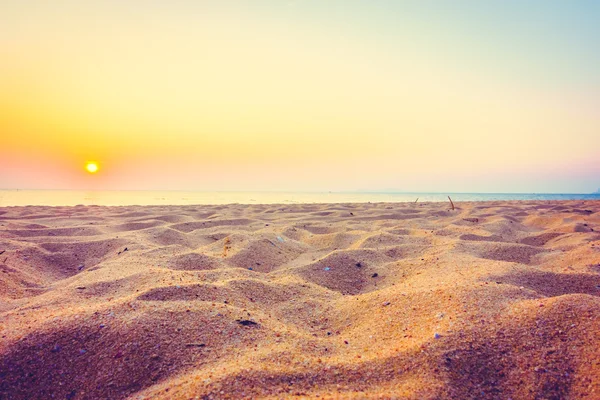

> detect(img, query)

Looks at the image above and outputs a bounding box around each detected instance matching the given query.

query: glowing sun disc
[85,162,99,173]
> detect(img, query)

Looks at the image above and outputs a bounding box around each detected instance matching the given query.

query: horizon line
[1,188,599,195]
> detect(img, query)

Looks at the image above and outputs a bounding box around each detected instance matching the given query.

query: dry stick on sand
[448,196,455,211]
[223,237,231,257]
[414,198,419,204]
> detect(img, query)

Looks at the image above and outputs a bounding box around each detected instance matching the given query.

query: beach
[1,200,599,399]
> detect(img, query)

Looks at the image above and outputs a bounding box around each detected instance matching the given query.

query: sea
[0,190,599,207]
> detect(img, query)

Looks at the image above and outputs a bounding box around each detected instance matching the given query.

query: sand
[1,200,599,399]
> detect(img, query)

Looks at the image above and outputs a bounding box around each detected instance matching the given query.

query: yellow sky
[1,1,599,192]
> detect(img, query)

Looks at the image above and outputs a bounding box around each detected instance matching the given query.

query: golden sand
[1,201,599,399]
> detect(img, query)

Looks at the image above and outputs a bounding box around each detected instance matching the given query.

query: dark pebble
[237,320,258,327]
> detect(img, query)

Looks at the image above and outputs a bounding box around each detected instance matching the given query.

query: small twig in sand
[222,237,231,257]
[414,198,419,204]
[185,343,206,348]
[0,250,5,255]
[448,196,455,211]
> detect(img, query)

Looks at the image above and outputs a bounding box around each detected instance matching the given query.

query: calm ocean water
[0,190,599,207]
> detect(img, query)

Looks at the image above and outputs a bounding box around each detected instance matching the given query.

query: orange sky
[1,1,599,192]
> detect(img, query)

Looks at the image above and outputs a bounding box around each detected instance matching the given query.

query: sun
[85,162,99,174]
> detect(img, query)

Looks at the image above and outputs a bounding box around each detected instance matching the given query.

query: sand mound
[109,220,167,232]
[519,232,564,246]
[1,200,599,399]
[0,304,266,400]
[436,294,600,399]
[304,231,363,251]
[213,234,308,273]
[166,252,222,271]
[170,218,256,233]
[4,226,103,237]
[137,283,233,302]
[457,242,548,265]
[357,232,410,248]
[459,233,507,242]
[294,250,388,295]
[488,270,600,298]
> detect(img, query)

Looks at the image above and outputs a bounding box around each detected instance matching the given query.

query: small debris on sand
[236,320,258,327]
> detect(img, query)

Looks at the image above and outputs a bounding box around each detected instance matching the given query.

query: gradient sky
[1,0,599,193]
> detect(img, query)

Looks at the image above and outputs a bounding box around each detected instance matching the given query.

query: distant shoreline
[0,190,599,207]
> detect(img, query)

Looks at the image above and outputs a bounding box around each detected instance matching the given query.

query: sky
[1,0,599,193]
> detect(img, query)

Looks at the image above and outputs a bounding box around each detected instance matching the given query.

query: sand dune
[1,200,599,399]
